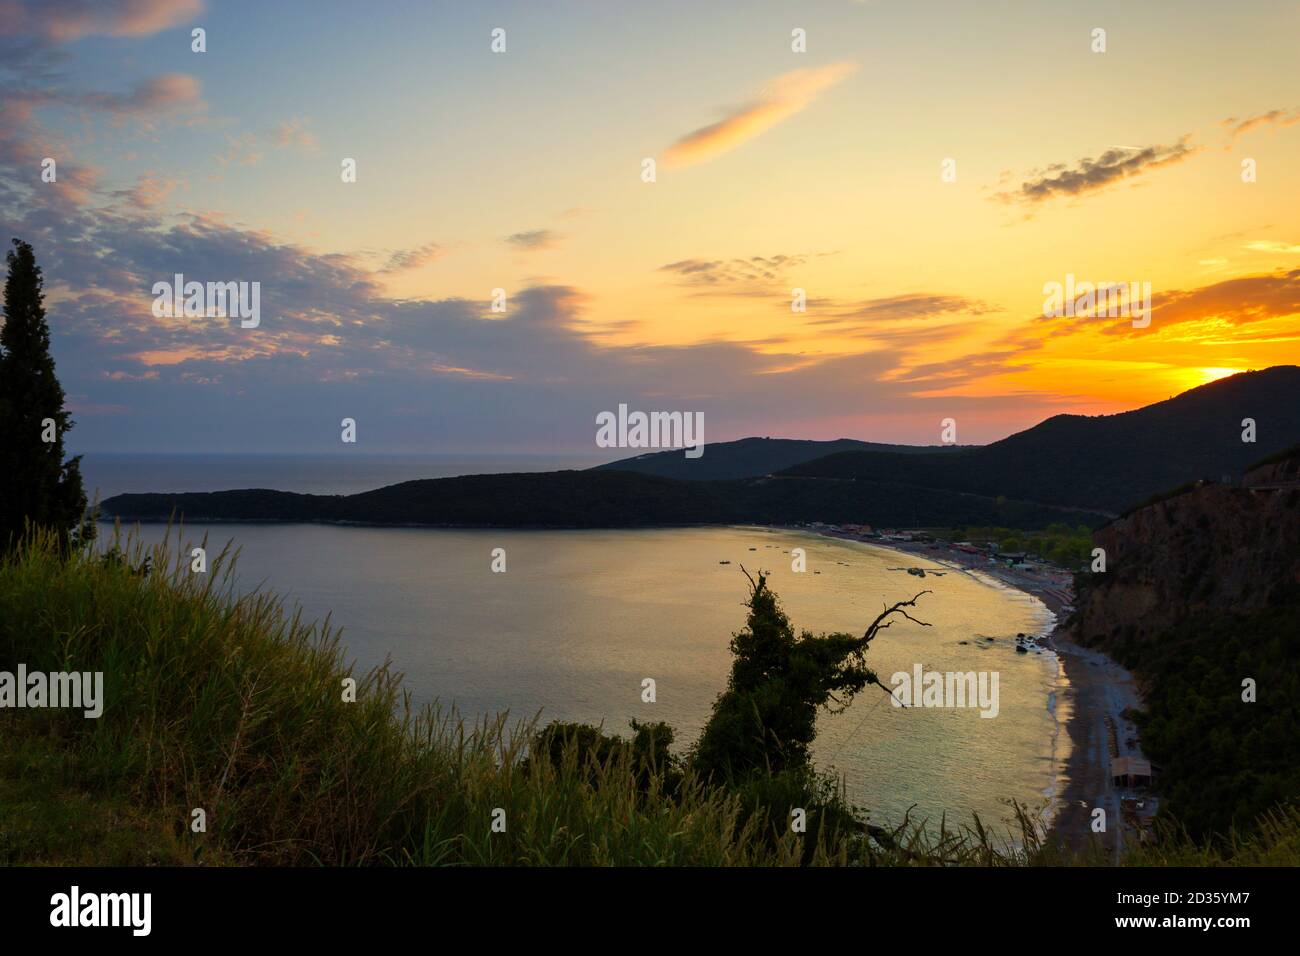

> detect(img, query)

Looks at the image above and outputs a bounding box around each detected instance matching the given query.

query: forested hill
[594,436,966,481]
[102,469,1107,530]
[781,366,1300,514]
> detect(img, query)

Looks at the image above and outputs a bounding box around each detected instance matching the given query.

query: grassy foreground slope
[2,531,1296,866]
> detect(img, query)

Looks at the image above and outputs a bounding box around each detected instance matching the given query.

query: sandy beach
[803,527,1153,857]
[1045,632,1150,858]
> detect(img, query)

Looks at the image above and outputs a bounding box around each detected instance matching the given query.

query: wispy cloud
[0,0,202,43]
[504,229,563,251]
[658,254,809,286]
[214,118,316,168]
[995,139,1199,205]
[7,73,205,117]
[806,293,995,328]
[663,62,857,169]
[272,117,318,151]
[215,131,262,167]
[111,171,179,210]
[382,241,443,272]
[1245,240,1300,255]
[86,72,203,114]
[1222,108,1300,139]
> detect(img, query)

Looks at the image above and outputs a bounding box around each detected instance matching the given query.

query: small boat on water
[719,560,731,565]
[907,567,926,577]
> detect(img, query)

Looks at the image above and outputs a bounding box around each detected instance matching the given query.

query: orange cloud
[273,117,318,151]
[75,72,204,115]
[114,170,178,209]
[0,0,202,43]
[663,61,857,169]
[1222,108,1300,139]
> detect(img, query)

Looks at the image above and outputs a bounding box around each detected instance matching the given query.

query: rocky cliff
[1062,450,1300,839]
[1068,453,1300,651]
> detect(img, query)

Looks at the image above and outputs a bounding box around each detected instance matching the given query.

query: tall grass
[1121,806,1300,866]
[2,527,1294,866]
[0,528,828,865]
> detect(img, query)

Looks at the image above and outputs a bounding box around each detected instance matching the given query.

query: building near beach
[1112,756,1153,788]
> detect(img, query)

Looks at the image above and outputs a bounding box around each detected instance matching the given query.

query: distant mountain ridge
[100,367,1299,530]
[782,366,1300,514]
[593,437,967,481]
[101,469,1106,531]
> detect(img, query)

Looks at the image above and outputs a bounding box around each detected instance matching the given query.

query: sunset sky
[2,0,1298,453]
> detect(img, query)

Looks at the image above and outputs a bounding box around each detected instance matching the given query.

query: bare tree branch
[861,590,932,645]
[738,564,757,593]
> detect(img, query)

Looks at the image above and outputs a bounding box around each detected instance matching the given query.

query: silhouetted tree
[0,239,88,551]
[692,568,929,781]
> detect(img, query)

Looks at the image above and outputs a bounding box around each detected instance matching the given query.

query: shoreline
[797,526,1150,855]
[106,514,1153,853]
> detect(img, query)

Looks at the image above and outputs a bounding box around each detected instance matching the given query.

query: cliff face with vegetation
[1243,447,1300,488]
[1067,450,1300,839]
[1072,479,1300,647]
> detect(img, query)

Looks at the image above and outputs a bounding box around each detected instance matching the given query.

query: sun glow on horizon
[1197,367,1247,385]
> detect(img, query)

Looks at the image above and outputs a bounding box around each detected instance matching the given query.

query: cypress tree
[0,238,88,551]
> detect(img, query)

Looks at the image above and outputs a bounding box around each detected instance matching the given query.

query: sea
[83,453,1060,832]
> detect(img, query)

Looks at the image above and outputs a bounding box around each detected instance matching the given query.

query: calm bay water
[88,454,1059,830]
[109,520,1059,832]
